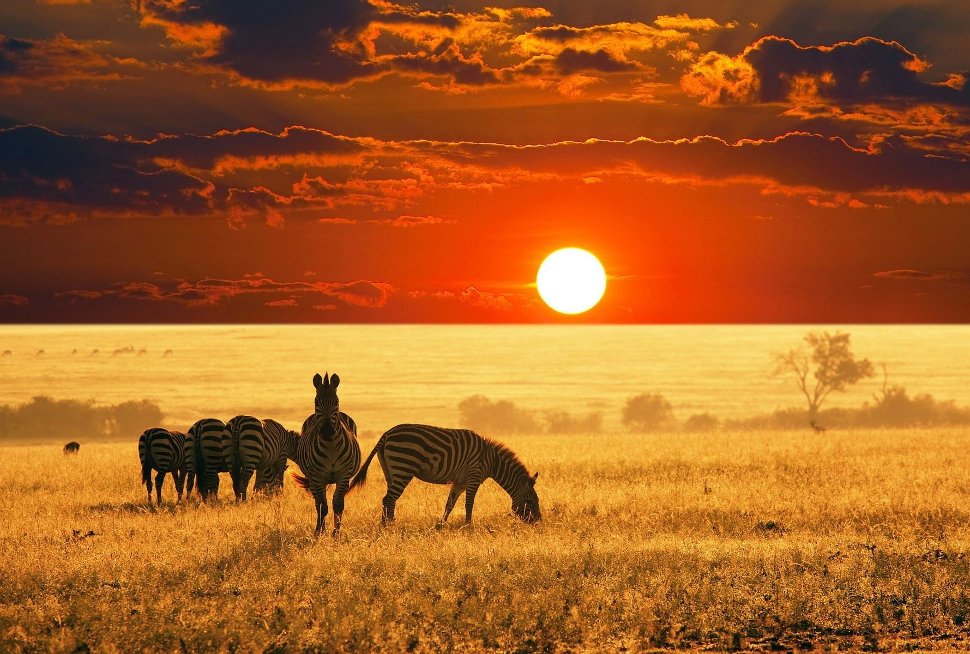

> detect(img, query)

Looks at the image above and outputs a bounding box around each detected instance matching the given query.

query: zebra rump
[187,418,228,500]
[256,418,299,494]
[223,415,264,501]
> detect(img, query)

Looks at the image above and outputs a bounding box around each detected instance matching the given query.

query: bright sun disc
[536,248,606,315]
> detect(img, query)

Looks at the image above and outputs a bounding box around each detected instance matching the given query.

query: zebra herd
[138,372,541,536]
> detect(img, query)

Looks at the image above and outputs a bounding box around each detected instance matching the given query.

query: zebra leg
[145,472,154,505]
[155,471,166,505]
[239,469,255,501]
[332,479,349,537]
[381,473,414,526]
[230,469,242,501]
[186,471,195,496]
[175,470,186,503]
[463,479,483,526]
[312,486,329,537]
[438,484,465,527]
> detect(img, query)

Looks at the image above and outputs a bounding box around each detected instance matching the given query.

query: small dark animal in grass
[138,427,188,504]
[63,441,80,455]
[349,424,541,527]
[294,373,361,537]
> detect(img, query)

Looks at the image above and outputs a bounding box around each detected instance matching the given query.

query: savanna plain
[3,427,970,653]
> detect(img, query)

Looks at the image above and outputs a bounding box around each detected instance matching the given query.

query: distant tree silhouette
[458,395,541,434]
[622,393,675,431]
[544,410,603,434]
[684,412,719,432]
[774,331,873,429]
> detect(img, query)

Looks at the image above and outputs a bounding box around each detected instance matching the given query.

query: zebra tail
[347,436,383,494]
[292,473,311,494]
[141,434,154,485]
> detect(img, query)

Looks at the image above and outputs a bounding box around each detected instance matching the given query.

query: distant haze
[1,325,966,435]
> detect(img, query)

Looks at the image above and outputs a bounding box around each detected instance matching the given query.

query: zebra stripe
[138,427,188,505]
[294,372,361,536]
[223,415,264,501]
[256,418,299,494]
[187,418,228,501]
[349,424,541,526]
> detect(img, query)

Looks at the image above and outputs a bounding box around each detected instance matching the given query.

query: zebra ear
[313,373,323,389]
[530,471,538,485]
[330,373,340,390]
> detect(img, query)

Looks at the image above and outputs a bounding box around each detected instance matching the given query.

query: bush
[458,394,541,434]
[684,413,719,432]
[622,393,676,432]
[0,396,165,442]
[544,410,603,434]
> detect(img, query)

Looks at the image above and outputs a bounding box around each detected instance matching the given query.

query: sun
[536,248,607,315]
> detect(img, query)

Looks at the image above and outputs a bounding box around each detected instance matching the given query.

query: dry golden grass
[3,428,970,652]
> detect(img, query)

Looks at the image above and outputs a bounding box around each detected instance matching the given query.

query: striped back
[257,418,299,493]
[138,427,186,475]
[223,415,264,473]
[188,418,227,498]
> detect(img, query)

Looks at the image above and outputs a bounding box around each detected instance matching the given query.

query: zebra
[63,441,80,455]
[348,424,541,527]
[138,427,188,505]
[187,418,228,501]
[294,372,360,537]
[223,415,264,501]
[255,419,299,495]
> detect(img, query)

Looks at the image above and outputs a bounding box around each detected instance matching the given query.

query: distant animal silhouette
[113,346,135,356]
[224,415,264,502]
[186,418,229,501]
[350,424,540,527]
[162,349,174,357]
[294,373,360,537]
[35,349,44,356]
[137,348,147,355]
[63,441,80,455]
[90,349,99,356]
[138,427,188,504]
[256,419,299,495]
[810,420,827,434]
[71,348,77,355]
[1,350,10,357]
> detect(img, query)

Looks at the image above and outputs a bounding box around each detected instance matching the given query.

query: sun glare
[536,248,607,315]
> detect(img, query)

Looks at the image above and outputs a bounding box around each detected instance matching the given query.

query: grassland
[3,428,970,652]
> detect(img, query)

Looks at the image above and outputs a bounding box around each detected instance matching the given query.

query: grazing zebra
[138,427,188,504]
[349,424,541,526]
[223,415,264,501]
[63,441,80,455]
[255,419,299,494]
[187,418,228,501]
[294,373,361,537]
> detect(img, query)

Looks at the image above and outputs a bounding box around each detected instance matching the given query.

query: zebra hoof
[331,529,341,539]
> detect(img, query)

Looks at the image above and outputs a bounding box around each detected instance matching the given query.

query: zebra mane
[484,437,530,478]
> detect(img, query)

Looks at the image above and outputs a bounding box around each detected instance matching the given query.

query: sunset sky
[1,0,968,323]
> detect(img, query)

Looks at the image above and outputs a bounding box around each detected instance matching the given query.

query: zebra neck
[487,444,528,500]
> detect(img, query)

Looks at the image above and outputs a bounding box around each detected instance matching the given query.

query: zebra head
[511,471,541,524]
[312,372,341,439]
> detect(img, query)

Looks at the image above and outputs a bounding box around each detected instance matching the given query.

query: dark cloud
[874,269,969,282]
[0,33,136,92]
[57,274,396,309]
[683,36,970,109]
[554,48,639,75]
[0,125,213,221]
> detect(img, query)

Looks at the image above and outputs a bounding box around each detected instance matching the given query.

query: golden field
[2,428,970,653]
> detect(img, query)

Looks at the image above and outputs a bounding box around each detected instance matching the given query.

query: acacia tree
[774,331,874,428]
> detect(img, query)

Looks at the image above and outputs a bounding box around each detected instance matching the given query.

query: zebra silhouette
[349,424,541,527]
[294,373,360,537]
[256,419,299,495]
[223,415,264,501]
[187,418,228,501]
[138,427,188,505]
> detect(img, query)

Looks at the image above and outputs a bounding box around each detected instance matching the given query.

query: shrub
[622,393,676,432]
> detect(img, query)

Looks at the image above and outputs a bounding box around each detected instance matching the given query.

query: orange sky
[1,0,968,322]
